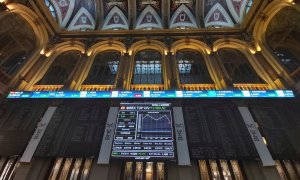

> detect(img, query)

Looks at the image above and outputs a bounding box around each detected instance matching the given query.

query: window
[246,0,253,13]
[176,50,213,84]
[0,52,27,75]
[275,48,300,73]
[132,50,163,84]
[83,51,120,85]
[38,51,80,85]
[44,0,57,21]
[218,48,263,83]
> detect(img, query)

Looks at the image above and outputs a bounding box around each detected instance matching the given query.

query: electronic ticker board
[7,90,295,99]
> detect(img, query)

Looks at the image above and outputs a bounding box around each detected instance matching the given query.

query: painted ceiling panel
[135,5,163,30]
[204,2,234,27]
[137,0,161,16]
[103,0,128,17]
[170,4,198,29]
[102,0,129,30]
[170,0,195,16]
[136,0,163,30]
[44,0,253,31]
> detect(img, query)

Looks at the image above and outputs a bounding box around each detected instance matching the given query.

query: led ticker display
[111,103,175,160]
[7,90,295,99]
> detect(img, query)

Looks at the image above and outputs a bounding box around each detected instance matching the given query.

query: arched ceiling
[43,0,253,31]
[266,6,300,48]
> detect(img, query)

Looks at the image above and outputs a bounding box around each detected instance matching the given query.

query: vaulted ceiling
[42,0,253,31]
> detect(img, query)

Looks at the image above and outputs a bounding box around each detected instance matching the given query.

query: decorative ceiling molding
[204,3,234,28]
[226,0,248,23]
[42,0,255,31]
[135,5,163,30]
[67,7,95,31]
[103,0,128,17]
[50,0,75,28]
[137,0,161,16]
[170,0,195,16]
[170,4,198,29]
[102,6,129,30]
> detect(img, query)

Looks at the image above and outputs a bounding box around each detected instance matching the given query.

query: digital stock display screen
[111,103,175,160]
[7,90,295,99]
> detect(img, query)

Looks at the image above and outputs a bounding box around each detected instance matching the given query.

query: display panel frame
[110,102,176,161]
[7,90,295,99]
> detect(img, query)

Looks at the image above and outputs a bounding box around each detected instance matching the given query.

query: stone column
[168,52,179,90]
[64,54,87,90]
[259,42,294,87]
[115,52,128,90]
[211,52,234,89]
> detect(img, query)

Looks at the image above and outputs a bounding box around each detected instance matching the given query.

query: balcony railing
[180,84,216,90]
[80,85,115,91]
[291,67,300,82]
[0,68,12,84]
[32,85,64,91]
[129,84,165,91]
[233,84,270,90]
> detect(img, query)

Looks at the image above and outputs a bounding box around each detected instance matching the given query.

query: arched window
[274,48,300,73]
[44,0,57,21]
[83,51,120,85]
[0,13,36,82]
[246,0,253,13]
[37,51,81,85]
[132,50,163,84]
[176,50,213,84]
[218,48,263,83]
[0,51,27,75]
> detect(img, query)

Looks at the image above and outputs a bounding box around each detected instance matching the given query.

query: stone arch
[127,40,168,88]
[5,3,49,88]
[252,0,300,86]
[213,38,275,87]
[253,0,300,49]
[129,40,167,56]
[76,41,126,87]
[7,3,48,49]
[27,41,85,87]
[171,39,212,55]
[172,39,217,86]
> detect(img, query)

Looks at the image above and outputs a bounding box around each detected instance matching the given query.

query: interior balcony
[80,85,115,91]
[129,84,165,91]
[32,85,64,91]
[180,84,216,90]
[233,84,270,90]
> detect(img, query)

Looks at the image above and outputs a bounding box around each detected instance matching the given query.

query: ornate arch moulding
[86,41,126,58]
[129,40,168,56]
[212,38,256,55]
[171,39,212,55]
[46,41,86,60]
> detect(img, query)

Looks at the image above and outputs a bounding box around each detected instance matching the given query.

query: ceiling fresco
[44,0,253,31]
